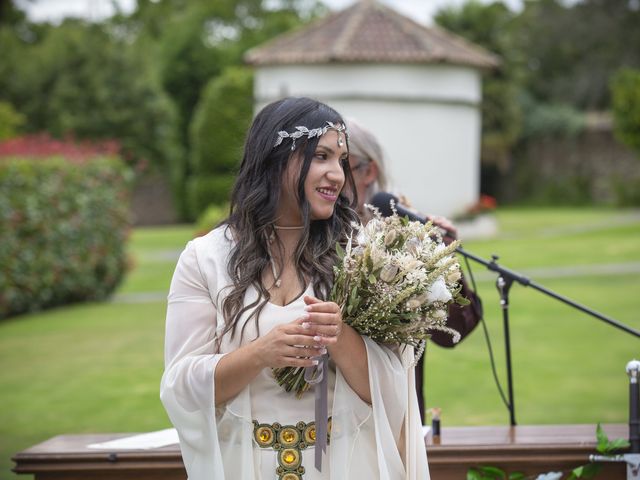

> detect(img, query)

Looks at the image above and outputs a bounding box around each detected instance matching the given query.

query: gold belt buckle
[253,418,332,480]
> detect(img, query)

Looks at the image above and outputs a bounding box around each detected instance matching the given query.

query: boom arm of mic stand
[455,246,640,338]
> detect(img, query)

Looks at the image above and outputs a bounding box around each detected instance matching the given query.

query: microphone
[369,191,456,239]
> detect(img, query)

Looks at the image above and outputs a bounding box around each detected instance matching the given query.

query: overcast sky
[17,0,524,25]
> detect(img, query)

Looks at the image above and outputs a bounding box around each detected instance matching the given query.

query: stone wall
[130,172,179,225]
[502,125,640,205]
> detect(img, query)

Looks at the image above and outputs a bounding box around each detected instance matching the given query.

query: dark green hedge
[612,67,640,157]
[0,156,133,318]
[186,174,236,222]
[187,66,253,219]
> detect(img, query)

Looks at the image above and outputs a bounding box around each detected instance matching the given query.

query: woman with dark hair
[161,97,429,480]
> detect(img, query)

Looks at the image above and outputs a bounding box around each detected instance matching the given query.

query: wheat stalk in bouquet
[273,205,466,397]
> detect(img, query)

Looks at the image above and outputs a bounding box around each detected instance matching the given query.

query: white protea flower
[426,276,452,303]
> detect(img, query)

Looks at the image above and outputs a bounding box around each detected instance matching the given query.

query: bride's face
[277,130,348,224]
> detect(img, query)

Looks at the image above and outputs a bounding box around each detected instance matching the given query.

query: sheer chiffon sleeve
[160,239,228,479]
[330,338,430,479]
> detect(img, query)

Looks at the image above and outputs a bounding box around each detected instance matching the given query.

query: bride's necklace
[265,225,304,288]
[274,225,304,230]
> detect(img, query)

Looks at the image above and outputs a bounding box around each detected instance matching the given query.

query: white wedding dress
[160,226,429,480]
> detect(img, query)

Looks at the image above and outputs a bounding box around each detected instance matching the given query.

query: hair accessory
[274,121,348,150]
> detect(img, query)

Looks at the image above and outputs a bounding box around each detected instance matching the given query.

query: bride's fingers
[285,345,326,358]
[303,295,322,306]
[304,301,340,314]
[304,324,340,337]
[305,312,339,325]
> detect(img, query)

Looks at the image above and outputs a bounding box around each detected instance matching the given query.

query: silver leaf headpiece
[274,121,348,151]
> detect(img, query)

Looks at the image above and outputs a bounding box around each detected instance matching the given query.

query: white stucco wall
[253,64,482,218]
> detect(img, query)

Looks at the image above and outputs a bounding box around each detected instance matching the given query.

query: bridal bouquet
[274,205,466,397]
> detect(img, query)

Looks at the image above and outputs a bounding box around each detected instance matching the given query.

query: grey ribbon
[304,353,328,472]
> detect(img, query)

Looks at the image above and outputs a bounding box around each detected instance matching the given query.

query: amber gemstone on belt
[283,451,296,464]
[309,427,316,441]
[255,426,274,446]
[282,430,296,443]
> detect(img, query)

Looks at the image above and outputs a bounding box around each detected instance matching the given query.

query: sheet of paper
[422,425,431,438]
[87,428,179,450]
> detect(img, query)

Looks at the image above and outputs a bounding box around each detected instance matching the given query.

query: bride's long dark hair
[220,97,359,343]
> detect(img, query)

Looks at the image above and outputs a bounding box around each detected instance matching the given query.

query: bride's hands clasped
[301,295,344,347]
[252,318,326,369]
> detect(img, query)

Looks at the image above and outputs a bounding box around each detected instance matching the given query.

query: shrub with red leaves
[0,134,120,164]
[455,194,498,221]
[0,137,132,319]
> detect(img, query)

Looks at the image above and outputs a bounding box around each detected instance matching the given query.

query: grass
[117,225,194,294]
[0,302,170,479]
[424,274,640,426]
[1,208,639,479]
[462,208,640,268]
[423,207,640,425]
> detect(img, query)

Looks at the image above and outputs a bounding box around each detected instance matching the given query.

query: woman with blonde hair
[346,118,483,423]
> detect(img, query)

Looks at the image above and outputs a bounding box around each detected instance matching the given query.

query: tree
[611,68,640,156]
[435,1,522,172]
[516,0,640,110]
[187,66,253,219]
[117,0,321,147]
[1,20,182,170]
[0,101,24,140]
[113,0,321,217]
[1,0,322,219]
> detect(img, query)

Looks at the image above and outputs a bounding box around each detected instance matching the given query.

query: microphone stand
[454,246,640,426]
[589,360,640,480]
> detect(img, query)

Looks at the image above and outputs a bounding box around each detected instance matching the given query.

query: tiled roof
[245,0,499,69]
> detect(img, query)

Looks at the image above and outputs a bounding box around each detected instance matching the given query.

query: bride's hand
[302,295,343,345]
[252,318,325,368]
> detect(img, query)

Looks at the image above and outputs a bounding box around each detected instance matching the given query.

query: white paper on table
[422,425,431,441]
[87,428,179,450]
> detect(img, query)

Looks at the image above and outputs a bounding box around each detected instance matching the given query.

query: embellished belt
[253,418,332,480]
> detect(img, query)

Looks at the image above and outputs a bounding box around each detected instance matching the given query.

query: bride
[160,96,429,479]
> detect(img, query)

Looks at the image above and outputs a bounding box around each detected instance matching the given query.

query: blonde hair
[346,118,388,201]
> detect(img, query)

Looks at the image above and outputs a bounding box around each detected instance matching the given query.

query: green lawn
[1,209,639,479]
[425,208,640,426]
[117,225,194,293]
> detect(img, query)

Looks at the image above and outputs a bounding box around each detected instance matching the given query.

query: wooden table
[13,424,628,479]
[425,424,628,479]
